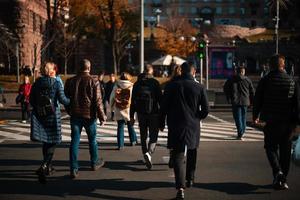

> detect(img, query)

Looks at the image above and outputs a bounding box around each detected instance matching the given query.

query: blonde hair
[41,62,55,76]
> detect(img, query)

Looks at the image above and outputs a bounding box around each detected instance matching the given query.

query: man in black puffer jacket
[223,65,255,140]
[130,64,162,170]
[253,54,298,190]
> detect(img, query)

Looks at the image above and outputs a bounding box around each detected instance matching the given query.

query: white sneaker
[21,120,27,124]
[144,152,152,170]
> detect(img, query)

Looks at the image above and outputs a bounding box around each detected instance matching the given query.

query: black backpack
[135,83,154,114]
[36,80,55,117]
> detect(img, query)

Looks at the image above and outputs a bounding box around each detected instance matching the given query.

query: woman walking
[110,72,137,150]
[30,62,70,183]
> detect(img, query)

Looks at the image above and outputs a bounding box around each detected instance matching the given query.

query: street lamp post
[275,0,280,54]
[205,39,209,90]
[140,0,144,73]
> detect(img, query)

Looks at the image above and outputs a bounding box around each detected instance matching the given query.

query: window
[264,7,269,16]
[178,7,185,15]
[39,17,44,34]
[251,20,257,27]
[229,7,235,14]
[190,7,197,14]
[201,8,213,14]
[166,8,172,15]
[251,9,257,15]
[240,8,245,15]
[32,12,36,32]
[216,7,222,15]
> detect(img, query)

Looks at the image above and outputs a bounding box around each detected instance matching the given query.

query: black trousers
[42,143,56,166]
[138,114,159,154]
[173,147,197,189]
[263,122,293,178]
[21,102,30,121]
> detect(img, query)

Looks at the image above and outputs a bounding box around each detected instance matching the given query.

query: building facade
[133,0,271,28]
[0,0,48,74]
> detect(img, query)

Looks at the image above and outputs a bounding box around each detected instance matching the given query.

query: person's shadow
[194,182,272,195]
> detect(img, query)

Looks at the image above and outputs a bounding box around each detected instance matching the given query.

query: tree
[154,18,198,58]
[70,0,139,74]
[44,0,69,60]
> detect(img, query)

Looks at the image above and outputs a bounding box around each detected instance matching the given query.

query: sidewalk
[0,141,299,200]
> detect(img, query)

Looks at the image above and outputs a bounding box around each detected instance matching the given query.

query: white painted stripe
[207,114,231,123]
[0,130,30,140]
[202,125,262,134]
[203,129,263,139]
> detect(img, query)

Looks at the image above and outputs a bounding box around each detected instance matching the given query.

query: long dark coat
[160,74,209,150]
[30,76,70,144]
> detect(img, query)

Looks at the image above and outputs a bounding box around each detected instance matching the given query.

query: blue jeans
[232,105,247,137]
[117,120,137,148]
[70,117,99,170]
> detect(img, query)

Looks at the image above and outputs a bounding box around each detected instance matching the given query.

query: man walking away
[223,65,254,140]
[253,54,298,190]
[130,64,162,170]
[65,59,106,179]
[160,62,209,199]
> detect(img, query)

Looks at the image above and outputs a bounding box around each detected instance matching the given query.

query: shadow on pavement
[195,182,272,195]
[0,178,173,200]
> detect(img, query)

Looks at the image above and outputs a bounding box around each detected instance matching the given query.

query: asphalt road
[0,141,300,200]
[0,110,299,200]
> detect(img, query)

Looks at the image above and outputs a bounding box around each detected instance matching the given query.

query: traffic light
[198,39,206,59]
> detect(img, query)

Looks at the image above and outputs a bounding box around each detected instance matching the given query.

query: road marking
[208,114,231,123]
[0,119,264,143]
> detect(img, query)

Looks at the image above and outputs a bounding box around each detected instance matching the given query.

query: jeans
[138,114,159,154]
[70,117,99,170]
[264,122,293,178]
[117,120,137,148]
[232,105,247,137]
[173,147,197,189]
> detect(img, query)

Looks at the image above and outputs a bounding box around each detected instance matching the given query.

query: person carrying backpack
[30,62,70,184]
[110,72,137,150]
[130,64,162,170]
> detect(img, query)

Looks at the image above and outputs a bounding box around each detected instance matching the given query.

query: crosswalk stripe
[0,120,264,143]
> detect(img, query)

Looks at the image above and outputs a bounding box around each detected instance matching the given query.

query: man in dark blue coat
[160,62,209,199]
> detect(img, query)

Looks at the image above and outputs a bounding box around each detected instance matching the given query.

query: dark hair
[269,54,285,70]
[98,70,105,77]
[181,62,194,74]
[78,59,91,72]
[120,72,130,80]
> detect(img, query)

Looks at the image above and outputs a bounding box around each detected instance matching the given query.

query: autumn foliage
[154,18,198,58]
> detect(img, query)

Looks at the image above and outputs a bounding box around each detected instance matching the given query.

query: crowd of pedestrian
[8,54,300,199]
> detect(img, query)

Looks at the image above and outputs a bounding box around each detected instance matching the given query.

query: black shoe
[273,172,288,190]
[70,169,79,179]
[176,189,184,200]
[92,159,105,171]
[36,164,47,184]
[186,180,194,188]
